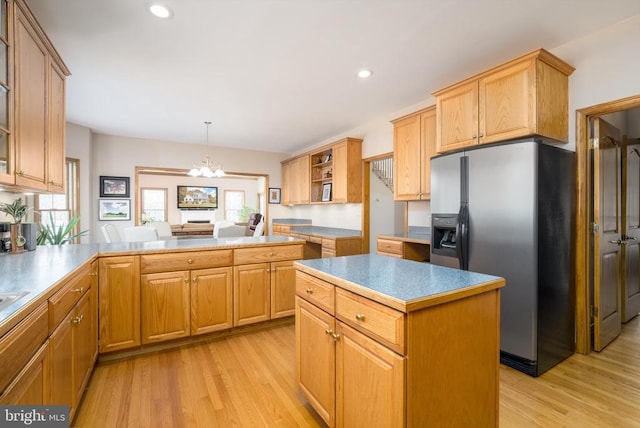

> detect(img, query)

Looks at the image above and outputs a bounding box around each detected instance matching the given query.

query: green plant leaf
[37,212,88,245]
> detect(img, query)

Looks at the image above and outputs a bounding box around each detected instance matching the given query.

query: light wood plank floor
[74,316,640,427]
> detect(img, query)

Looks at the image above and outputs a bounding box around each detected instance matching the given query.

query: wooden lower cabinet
[99,256,141,353]
[50,290,95,419]
[141,270,191,344]
[336,322,405,427]
[0,342,49,405]
[271,261,297,318]
[296,297,336,426]
[234,263,271,326]
[191,267,233,335]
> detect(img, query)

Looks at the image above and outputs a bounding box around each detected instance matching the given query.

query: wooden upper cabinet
[392,106,436,201]
[281,155,310,205]
[9,0,70,192]
[310,137,362,204]
[434,48,574,153]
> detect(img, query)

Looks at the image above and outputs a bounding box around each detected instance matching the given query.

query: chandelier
[187,121,225,178]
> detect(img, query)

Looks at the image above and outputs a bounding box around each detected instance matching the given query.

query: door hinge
[591,223,599,233]
[591,305,599,319]
[589,137,599,150]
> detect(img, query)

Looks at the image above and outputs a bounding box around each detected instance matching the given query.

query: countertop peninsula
[0,236,303,335]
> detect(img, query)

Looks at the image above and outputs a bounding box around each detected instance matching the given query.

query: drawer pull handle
[325,329,333,335]
[71,314,84,324]
[184,277,189,283]
[187,259,193,264]
[332,333,340,341]
[306,288,313,294]
[89,272,98,276]
[192,277,197,283]
[71,287,84,293]
[355,313,365,321]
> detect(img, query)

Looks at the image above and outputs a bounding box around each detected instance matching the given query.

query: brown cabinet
[233,244,303,325]
[434,48,574,153]
[49,261,97,419]
[295,272,405,427]
[310,138,362,203]
[140,250,234,342]
[377,236,430,262]
[392,106,436,200]
[98,256,141,353]
[0,341,49,405]
[10,0,70,192]
[281,155,310,205]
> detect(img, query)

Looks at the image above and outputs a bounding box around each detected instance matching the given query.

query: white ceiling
[26,0,640,154]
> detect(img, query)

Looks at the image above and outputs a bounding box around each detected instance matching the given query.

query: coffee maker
[0,222,9,252]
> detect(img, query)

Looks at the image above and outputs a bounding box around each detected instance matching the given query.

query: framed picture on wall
[99,199,131,221]
[100,176,130,198]
[322,183,332,202]
[269,188,281,204]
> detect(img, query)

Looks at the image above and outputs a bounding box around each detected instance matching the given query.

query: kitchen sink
[0,291,30,311]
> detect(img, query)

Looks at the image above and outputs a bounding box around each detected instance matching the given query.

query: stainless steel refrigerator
[430,138,575,376]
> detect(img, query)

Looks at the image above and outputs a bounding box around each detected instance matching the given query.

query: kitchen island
[295,254,505,427]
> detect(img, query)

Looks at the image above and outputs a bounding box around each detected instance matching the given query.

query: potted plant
[0,197,30,253]
[37,212,88,245]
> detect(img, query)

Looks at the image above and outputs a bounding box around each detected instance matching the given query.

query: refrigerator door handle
[456,204,469,270]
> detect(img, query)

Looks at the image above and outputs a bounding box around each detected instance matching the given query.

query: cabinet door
[73,291,94,408]
[0,342,49,405]
[479,59,535,144]
[296,297,335,427]
[99,256,141,353]
[297,155,310,204]
[270,261,296,319]
[49,310,73,408]
[436,80,478,153]
[233,263,270,326]
[47,60,66,193]
[281,161,291,205]
[191,267,233,335]
[420,108,437,200]
[141,271,191,344]
[332,142,347,202]
[393,113,422,201]
[13,6,48,191]
[336,322,405,428]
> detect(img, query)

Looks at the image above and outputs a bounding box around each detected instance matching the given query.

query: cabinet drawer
[296,271,335,315]
[321,238,336,250]
[140,250,232,274]
[48,268,91,331]
[376,239,403,256]
[322,248,336,258]
[335,288,405,354]
[308,235,322,244]
[235,244,303,265]
[0,303,48,394]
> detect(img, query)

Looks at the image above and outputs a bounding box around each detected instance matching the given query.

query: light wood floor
[74,316,640,427]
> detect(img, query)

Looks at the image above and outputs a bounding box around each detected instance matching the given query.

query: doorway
[576,94,640,354]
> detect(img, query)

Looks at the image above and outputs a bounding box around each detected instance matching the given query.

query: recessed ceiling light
[357,69,373,79]
[148,4,173,19]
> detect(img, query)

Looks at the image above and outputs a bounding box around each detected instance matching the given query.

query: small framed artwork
[99,199,131,221]
[269,188,281,204]
[322,183,332,202]
[100,176,130,198]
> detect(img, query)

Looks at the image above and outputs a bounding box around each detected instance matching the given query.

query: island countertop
[0,236,304,336]
[295,254,504,312]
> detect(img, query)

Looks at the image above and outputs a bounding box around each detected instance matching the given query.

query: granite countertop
[295,254,504,312]
[290,225,361,238]
[0,236,304,335]
[272,218,313,225]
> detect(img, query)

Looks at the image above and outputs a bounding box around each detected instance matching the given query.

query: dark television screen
[177,185,218,210]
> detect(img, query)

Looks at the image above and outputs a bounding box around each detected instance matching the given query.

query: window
[224,190,244,221]
[36,158,80,241]
[140,187,167,223]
